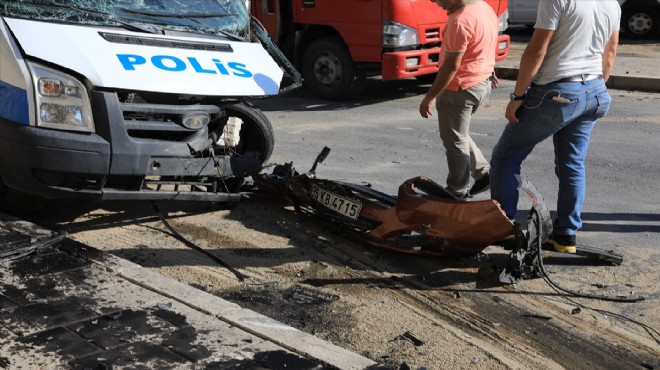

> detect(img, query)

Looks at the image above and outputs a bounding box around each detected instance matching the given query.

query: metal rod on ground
[151,201,246,282]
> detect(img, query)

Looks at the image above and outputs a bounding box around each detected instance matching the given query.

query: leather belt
[553,74,603,83]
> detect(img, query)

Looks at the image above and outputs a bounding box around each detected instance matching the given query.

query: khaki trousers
[436,79,491,195]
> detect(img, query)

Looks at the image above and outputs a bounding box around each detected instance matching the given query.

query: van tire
[225,103,275,163]
[622,6,659,39]
[0,177,6,202]
[302,37,367,100]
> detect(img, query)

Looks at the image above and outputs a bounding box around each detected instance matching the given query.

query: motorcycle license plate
[310,185,362,220]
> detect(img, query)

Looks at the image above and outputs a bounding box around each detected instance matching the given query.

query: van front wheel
[213,103,274,193]
[224,103,274,164]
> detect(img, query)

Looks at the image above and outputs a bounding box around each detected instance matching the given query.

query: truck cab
[0,0,296,202]
[252,0,510,100]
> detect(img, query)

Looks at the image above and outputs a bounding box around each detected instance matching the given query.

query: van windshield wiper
[119,8,237,19]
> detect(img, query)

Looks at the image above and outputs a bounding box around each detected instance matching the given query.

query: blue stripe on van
[0,80,29,125]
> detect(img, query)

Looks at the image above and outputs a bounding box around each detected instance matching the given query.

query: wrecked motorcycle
[254,147,517,258]
[254,147,638,301]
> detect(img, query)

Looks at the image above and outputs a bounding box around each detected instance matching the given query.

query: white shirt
[533,0,621,85]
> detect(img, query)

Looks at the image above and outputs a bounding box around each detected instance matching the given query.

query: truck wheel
[0,177,6,202]
[622,7,659,39]
[302,37,367,100]
[225,103,275,163]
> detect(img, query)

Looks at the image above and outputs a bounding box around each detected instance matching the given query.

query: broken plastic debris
[395,331,424,346]
[521,313,552,320]
[473,252,489,262]
[157,303,174,311]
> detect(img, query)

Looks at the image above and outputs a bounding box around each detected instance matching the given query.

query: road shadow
[542,210,660,233]
[250,77,428,113]
[511,208,660,235]
[0,189,503,287]
[1,187,640,298]
[0,190,224,234]
[221,192,508,277]
[4,183,636,282]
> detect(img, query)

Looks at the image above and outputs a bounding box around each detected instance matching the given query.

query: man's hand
[419,96,436,118]
[505,100,523,124]
[491,73,499,89]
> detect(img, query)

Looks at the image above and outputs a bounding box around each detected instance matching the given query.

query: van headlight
[28,62,94,133]
[383,21,419,48]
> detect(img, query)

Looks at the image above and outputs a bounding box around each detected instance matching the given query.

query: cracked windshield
[1,0,250,38]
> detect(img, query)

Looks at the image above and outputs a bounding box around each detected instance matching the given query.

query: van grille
[120,102,221,141]
[99,32,234,52]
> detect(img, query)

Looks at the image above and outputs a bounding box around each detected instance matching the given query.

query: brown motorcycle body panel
[254,166,514,258]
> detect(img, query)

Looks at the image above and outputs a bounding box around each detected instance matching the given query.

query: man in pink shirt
[419,0,499,199]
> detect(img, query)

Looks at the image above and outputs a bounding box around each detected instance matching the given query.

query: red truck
[251,0,511,100]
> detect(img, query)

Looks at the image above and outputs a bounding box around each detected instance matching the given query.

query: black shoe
[546,233,577,253]
[447,189,472,201]
[469,173,490,196]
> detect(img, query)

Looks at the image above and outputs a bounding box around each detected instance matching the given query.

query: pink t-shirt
[441,0,498,91]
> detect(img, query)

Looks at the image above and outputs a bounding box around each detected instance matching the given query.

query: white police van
[0,0,297,201]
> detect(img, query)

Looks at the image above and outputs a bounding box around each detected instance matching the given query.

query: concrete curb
[495,67,660,93]
[89,251,377,370]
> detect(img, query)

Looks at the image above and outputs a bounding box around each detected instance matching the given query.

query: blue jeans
[490,78,611,235]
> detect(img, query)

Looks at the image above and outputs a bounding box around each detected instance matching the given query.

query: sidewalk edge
[88,250,377,370]
[495,67,660,93]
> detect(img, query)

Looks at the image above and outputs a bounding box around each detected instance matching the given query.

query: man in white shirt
[490,0,621,253]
